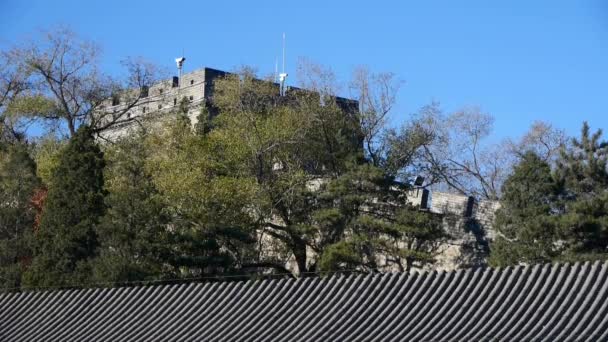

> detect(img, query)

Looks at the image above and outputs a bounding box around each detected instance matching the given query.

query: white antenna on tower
[282,33,286,74]
[279,32,288,96]
[275,57,279,83]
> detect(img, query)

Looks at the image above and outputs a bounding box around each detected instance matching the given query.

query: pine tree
[557,122,608,196]
[491,124,608,266]
[555,122,608,260]
[0,144,40,288]
[489,152,562,266]
[92,137,173,285]
[23,126,106,288]
[317,163,447,272]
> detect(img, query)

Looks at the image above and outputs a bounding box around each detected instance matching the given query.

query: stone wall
[406,189,501,270]
[407,189,500,234]
[98,68,225,141]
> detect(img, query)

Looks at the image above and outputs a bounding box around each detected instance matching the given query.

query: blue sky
[1,0,606,141]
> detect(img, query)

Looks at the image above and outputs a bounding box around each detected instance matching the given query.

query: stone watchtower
[99,67,228,141]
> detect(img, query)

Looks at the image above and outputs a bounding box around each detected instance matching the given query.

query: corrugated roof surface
[1,261,608,341]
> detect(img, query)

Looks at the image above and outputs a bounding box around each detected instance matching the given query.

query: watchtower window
[140,86,149,98]
[190,79,194,85]
[172,76,179,88]
[158,104,162,110]
[111,95,120,106]
[189,96,194,101]
[142,107,147,113]
[159,89,164,95]
[173,98,177,105]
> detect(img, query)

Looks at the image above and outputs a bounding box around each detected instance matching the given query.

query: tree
[145,114,260,278]
[207,65,450,276]
[91,135,174,285]
[554,122,608,260]
[348,65,402,167]
[0,48,32,142]
[32,134,66,188]
[0,144,40,288]
[315,164,447,273]
[415,105,510,200]
[489,152,562,266]
[209,70,318,275]
[8,28,161,138]
[194,104,211,136]
[209,67,379,275]
[491,123,608,266]
[556,122,608,197]
[507,121,567,164]
[23,126,106,287]
[413,108,565,201]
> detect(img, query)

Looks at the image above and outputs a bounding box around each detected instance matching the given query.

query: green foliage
[178,96,191,116]
[145,116,259,277]
[491,123,608,266]
[194,105,211,136]
[207,71,448,275]
[557,192,608,261]
[32,135,65,188]
[555,122,608,260]
[91,136,174,284]
[5,95,58,121]
[316,164,447,272]
[210,73,321,274]
[490,152,561,266]
[0,144,40,288]
[24,126,106,288]
[556,122,608,196]
[391,207,448,268]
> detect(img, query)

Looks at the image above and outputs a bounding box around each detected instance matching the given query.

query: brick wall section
[430,192,474,217]
[427,192,500,230]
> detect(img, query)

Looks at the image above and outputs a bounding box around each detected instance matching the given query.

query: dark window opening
[142,107,147,113]
[189,96,194,101]
[158,104,162,110]
[159,89,164,94]
[172,76,179,88]
[173,98,177,105]
[190,79,194,85]
[140,85,149,98]
[111,95,120,106]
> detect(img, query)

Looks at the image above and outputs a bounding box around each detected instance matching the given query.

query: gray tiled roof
[1,261,608,341]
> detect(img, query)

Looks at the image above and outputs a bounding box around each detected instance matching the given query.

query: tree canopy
[491,123,608,266]
[24,126,105,287]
